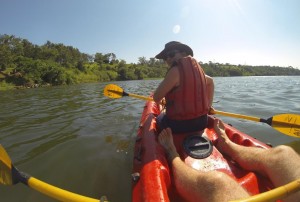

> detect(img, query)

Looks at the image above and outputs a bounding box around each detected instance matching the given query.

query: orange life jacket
[165,56,209,120]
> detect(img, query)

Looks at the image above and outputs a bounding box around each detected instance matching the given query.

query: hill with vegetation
[1,34,300,90]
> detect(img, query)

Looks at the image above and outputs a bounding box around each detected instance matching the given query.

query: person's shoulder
[168,65,179,74]
[165,66,180,81]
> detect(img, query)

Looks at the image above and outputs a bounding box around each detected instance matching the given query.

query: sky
[1,0,300,68]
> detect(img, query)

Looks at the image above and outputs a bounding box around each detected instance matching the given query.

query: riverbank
[0,81,15,91]
[0,80,51,91]
[0,68,104,91]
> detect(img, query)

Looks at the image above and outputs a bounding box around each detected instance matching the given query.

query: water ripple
[0,77,299,202]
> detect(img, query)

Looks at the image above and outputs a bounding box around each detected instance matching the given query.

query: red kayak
[131,99,275,202]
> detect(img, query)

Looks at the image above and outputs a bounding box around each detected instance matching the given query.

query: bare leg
[213,119,300,202]
[158,128,249,202]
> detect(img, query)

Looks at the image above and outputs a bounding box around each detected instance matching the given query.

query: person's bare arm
[153,67,180,103]
[205,75,214,107]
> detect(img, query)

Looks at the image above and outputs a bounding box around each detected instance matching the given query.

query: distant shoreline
[1,34,300,91]
[1,75,299,91]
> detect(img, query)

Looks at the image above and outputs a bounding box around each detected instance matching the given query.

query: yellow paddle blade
[0,145,13,185]
[272,114,300,138]
[103,84,153,101]
[103,84,124,99]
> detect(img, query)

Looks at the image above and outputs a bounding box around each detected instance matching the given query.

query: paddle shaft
[126,92,153,101]
[28,177,100,202]
[104,84,300,138]
[11,166,101,202]
[212,109,262,123]
[107,89,153,101]
[231,178,300,202]
[209,109,299,128]
[115,89,274,127]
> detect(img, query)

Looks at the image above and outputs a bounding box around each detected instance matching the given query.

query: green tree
[94,53,105,64]
[138,57,147,65]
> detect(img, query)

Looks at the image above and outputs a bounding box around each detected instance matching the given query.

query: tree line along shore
[1,34,300,91]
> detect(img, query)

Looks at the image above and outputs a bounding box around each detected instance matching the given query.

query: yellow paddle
[103,84,152,101]
[0,144,107,202]
[210,109,300,138]
[103,84,300,138]
[231,178,300,202]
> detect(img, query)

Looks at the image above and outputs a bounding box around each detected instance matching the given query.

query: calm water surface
[0,76,299,201]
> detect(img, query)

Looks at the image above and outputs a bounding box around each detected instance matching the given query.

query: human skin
[158,120,300,202]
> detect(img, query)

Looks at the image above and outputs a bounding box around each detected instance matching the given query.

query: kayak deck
[132,100,274,202]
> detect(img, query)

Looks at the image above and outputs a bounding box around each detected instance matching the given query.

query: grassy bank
[0,81,15,91]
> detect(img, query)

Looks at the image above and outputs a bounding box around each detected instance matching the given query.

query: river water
[0,76,299,202]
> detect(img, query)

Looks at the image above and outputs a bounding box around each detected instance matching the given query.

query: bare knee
[273,145,295,155]
[268,145,298,164]
[261,145,298,171]
[265,145,300,187]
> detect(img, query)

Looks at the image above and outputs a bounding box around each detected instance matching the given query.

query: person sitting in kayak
[153,41,214,134]
[158,119,300,202]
